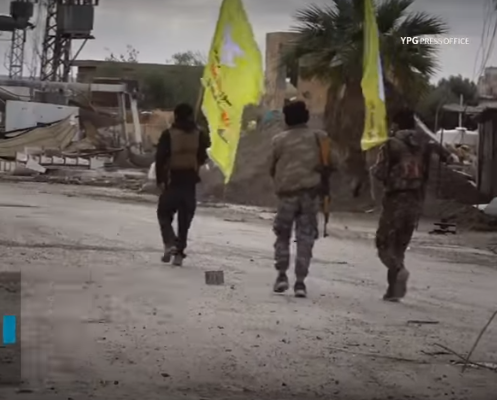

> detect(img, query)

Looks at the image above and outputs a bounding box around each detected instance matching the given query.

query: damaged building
[263,32,328,127]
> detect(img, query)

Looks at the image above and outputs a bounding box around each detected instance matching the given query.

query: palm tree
[284,0,447,172]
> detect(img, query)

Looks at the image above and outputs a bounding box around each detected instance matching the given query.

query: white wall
[434,128,478,147]
[5,100,79,132]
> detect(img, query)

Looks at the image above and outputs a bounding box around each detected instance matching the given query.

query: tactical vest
[385,136,426,192]
[169,127,200,170]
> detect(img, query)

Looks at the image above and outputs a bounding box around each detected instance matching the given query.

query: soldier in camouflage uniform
[269,101,332,298]
[371,108,448,301]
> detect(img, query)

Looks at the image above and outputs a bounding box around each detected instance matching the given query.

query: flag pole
[194,83,204,123]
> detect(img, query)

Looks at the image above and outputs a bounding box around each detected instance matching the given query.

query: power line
[472,0,490,79]
[480,18,497,77]
[475,0,497,79]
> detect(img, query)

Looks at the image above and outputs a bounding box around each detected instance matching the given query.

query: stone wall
[264,32,297,111]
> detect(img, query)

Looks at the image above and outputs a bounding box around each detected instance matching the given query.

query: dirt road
[0,182,496,400]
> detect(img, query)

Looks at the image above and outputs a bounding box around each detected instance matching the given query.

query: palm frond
[375,0,414,33]
[292,4,338,33]
[283,0,447,102]
[396,11,448,37]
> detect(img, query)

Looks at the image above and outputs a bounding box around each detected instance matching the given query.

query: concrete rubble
[0,116,77,158]
[0,105,154,189]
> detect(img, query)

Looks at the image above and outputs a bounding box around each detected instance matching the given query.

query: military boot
[294,280,307,298]
[382,286,399,302]
[172,251,185,266]
[161,245,176,263]
[273,272,289,293]
[394,268,409,298]
[383,268,409,302]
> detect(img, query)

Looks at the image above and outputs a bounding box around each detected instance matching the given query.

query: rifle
[316,135,332,237]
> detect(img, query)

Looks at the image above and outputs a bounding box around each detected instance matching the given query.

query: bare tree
[105,44,139,63]
[167,51,205,66]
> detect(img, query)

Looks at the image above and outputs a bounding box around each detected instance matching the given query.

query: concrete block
[0,160,16,173]
[25,159,46,174]
[77,158,90,166]
[15,152,27,162]
[89,157,106,169]
[205,270,224,285]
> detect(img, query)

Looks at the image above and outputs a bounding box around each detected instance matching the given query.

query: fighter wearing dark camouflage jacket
[371,108,449,301]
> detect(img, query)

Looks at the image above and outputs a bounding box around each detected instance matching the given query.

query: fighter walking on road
[371,108,450,301]
[155,103,211,266]
[269,100,333,297]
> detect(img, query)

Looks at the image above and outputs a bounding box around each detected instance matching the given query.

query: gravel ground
[0,181,496,400]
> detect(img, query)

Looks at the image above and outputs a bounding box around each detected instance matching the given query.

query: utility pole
[8,29,27,78]
[39,0,99,82]
[7,0,36,78]
[39,0,58,81]
[458,94,463,127]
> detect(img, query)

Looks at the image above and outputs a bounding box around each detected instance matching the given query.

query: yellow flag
[361,0,387,151]
[201,0,264,183]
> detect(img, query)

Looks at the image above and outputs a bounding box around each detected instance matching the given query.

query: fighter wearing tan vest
[155,103,210,266]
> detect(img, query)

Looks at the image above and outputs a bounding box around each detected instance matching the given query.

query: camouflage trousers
[273,191,319,279]
[375,191,422,272]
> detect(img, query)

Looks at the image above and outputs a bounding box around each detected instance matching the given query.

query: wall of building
[264,32,297,110]
[476,69,497,200]
[126,110,174,149]
[74,60,203,84]
[264,32,328,120]
[5,100,79,132]
[477,112,497,200]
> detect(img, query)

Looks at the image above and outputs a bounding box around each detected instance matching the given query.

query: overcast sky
[0,0,494,82]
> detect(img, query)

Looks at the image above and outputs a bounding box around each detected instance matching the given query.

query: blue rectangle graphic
[2,315,16,345]
[0,272,21,385]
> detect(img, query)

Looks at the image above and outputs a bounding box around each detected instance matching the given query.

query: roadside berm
[198,115,495,230]
[1,111,495,231]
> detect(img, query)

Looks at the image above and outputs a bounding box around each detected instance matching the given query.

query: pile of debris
[198,113,491,224]
[0,105,159,183]
[447,143,477,165]
[428,198,497,231]
[0,167,146,192]
[0,116,124,175]
[443,143,477,180]
[198,112,371,210]
[198,114,283,206]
